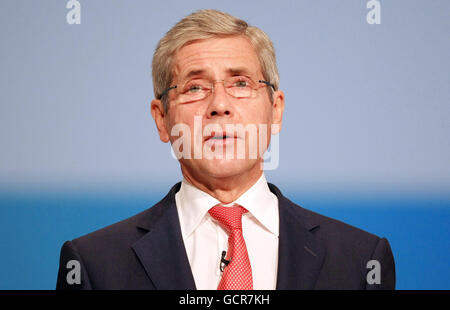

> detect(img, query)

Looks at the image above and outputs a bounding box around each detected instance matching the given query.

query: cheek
[243,101,273,125]
[167,106,204,142]
[168,106,192,127]
[254,104,274,145]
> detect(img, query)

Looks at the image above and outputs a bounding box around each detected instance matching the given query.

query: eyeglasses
[157,76,276,103]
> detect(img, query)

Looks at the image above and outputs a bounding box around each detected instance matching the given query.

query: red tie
[208,204,253,290]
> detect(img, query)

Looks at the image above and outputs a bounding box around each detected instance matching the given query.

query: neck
[181,164,263,204]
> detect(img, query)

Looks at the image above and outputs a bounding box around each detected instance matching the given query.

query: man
[56,9,395,290]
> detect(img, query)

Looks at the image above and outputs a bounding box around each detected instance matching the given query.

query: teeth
[209,135,231,140]
[207,134,235,140]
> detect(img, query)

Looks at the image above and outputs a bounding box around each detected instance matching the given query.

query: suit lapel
[268,184,327,290]
[131,183,196,290]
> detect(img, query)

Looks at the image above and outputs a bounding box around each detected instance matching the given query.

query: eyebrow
[179,67,255,82]
[227,67,253,76]
[183,69,205,80]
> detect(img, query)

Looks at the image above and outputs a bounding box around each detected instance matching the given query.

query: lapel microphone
[220,251,231,272]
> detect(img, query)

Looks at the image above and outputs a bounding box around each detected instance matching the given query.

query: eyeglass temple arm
[157,85,177,100]
[258,80,276,90]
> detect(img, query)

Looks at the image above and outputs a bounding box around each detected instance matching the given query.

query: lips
[204,131,237,142]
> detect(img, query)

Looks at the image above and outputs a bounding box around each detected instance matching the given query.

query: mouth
[204,132,238,142]
[205,132,237,141]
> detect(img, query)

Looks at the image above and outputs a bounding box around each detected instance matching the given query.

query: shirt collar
[175,173,279,239]
[233,174,279,236]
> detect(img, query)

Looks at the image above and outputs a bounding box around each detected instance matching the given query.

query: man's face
[151,35,284,184]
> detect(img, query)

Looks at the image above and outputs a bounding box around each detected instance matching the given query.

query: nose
[206,81,233,118]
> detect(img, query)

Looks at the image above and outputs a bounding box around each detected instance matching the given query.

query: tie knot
[208,204,248,231]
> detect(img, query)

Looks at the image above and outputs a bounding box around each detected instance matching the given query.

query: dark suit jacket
[56,183,395,290]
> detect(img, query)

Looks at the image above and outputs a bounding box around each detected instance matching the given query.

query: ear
[151,99,170,143]
[271,90,285,135]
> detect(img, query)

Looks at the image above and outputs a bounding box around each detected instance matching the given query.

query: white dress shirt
[175,173,279,290]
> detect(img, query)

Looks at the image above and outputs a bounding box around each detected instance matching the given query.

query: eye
[188,85,202,93]
[181,79,209,94]
[234,80,248,88]
[230,76,252,88]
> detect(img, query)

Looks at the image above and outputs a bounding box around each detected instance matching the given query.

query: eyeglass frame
[156,78,276,101]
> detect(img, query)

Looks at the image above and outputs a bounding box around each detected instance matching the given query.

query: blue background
[0,0,449,289]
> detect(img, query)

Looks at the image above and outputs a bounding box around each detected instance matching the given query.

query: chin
[199,158,260,179]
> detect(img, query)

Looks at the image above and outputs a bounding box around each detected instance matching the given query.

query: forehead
[172,36,262,80]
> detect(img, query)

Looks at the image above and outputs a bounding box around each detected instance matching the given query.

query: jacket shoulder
[269,183,380,243]
[71,182,181,249]
[284,194,381,249]
[57,183,181,289]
